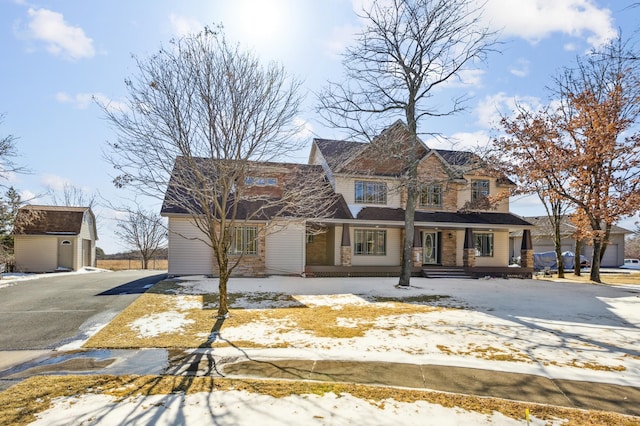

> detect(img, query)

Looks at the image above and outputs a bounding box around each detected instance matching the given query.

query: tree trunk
[554,220,564,278]
[142,256,149,270]
[218,270,229,318]
[398,188,417,287]
[215,249,230,318]
[590,238,602,283]
[574,239,581,277]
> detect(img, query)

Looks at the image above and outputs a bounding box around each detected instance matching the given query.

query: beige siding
[457,176,510,212]
[335,176,403,208]
[265,221,305,275]
[351,227,401,266]
[77,211,96,267]
[15,236,58,273]
[333,226,342,266]
[167,217,213,275]
[476,231,509,267]
[456,230,510,267]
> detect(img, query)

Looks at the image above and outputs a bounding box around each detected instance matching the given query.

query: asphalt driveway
[0,270,166,351]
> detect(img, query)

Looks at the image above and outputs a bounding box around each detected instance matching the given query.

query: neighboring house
[13,205,98,273]
[162,121,535,277]
[510,216,630,268]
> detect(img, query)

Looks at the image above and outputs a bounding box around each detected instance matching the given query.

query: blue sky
[0,0,638,253]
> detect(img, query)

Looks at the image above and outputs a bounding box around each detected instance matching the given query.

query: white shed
[13,205,98,273]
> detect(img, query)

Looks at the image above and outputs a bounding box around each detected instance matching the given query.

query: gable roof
[510,215,631,238]
[14,205,95,237]
[312,121,504,181]
[160,157,351,220]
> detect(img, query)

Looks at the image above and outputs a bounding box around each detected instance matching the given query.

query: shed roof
[14,205,94,236]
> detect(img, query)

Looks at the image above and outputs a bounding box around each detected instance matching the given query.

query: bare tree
[114,207,166,269]
[317,0,497,287]
[48,182,98,209]
[102,27,337,317]
[0,114,24,184]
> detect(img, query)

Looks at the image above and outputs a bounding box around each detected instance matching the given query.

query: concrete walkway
[165,350,640,417]
[2,348,639,417]
[221,359,640,417]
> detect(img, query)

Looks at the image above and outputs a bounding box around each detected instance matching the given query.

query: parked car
[620,258,640,270]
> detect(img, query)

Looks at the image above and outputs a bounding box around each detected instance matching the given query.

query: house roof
[312,121,511,183]
[510,215,632,238]
[352,207,533,228]
[14,205,94,236]
[160,157,351,221]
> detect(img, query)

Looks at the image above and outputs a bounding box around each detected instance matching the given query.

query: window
[355,181,387,204]
[419,184,442,208]
[471,179,490,201]
[306,234,314,244]
[475,233,494,257]
[354,229,386,255]
[230,226,258,255]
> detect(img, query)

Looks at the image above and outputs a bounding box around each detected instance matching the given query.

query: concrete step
[422,267,473,279]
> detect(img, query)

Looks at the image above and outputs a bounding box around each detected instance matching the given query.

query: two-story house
[162,121,535,277]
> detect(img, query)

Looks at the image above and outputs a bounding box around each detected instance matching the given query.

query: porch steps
[422,266,473,279]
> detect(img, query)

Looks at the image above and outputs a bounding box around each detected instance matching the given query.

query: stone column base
[412,247,422,268]
[340,246,352,267]
[463,248,476,268]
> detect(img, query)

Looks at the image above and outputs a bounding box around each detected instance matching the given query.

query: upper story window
[471,179,490,202]
[355,180,387,205]
[474,233,494,257]
[230,226,258,255]
[245,176,278,186]
[419,184,442,208]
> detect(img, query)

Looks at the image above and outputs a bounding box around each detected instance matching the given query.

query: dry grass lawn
[96,259,168,271]
[85,280,447,349]
[1,375,638,426]
[536,271,640,285]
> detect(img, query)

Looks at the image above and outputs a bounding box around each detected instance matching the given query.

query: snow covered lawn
[86,276,640,386]
[3,276,640,425]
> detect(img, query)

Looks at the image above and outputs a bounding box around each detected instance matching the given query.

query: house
[162,121,535,277]
[13,205,98,273]
[510,216,630,268]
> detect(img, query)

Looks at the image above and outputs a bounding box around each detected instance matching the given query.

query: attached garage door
[265,222,304,275]
[601,244,619,267]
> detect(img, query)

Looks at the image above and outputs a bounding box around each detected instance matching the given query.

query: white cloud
[169,13,202,37]
[19,189,39,204]
[23,8,95,60]
[509,58,530,77]
[481,0,617,49]
[474,92,543,129]
[56,91,127,113]
[41,174,70,191]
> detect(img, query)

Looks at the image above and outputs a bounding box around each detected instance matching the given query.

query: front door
[423,232,438,265]
[58,239,74,270]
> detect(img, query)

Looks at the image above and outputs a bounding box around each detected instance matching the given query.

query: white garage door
[601,244,619,267]
[265,221,305,275]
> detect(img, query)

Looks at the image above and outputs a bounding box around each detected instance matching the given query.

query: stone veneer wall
[441,232,457,266]
[306,231,329,265]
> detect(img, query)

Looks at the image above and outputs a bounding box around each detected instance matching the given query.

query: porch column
[412,229,422,267]
[463,227,476,268]
[520,229,534,269]
[340,224,352,267]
